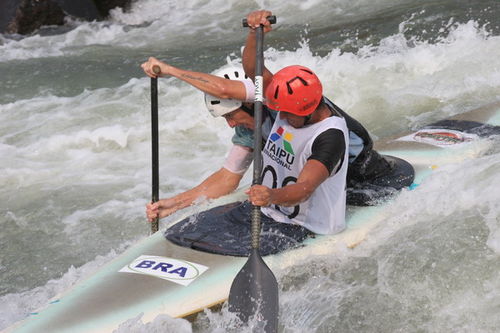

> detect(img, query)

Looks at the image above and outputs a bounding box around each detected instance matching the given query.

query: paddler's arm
[246,160,330,207]
[146,168,243,221]
[242,10,274,86]
[141,57,247,100]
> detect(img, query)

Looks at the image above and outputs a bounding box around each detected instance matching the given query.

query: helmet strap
[303,113,312,125]
[303,98,324,125]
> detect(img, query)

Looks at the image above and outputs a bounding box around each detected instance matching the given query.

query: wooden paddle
[228,16,278,333]
[150,65,161,233]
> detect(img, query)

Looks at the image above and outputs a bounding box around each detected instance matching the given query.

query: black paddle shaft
[242,16,276,27]
[246,15,276,250]
[150,66,161,233]
[228,18,279,333]
[250,25,264,250]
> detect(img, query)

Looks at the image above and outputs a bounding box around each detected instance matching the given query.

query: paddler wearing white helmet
[141,57,271,220]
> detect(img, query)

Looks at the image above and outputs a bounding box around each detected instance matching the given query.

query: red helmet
[265,65,323,116]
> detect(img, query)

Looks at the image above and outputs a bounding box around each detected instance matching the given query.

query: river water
[1,0,499,332]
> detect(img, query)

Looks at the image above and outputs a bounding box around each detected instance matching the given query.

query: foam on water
[258,20,500,137]
[0,242,136,330]
[0,0,257,62]
[0,73,234,309]
[190,141,500,332]
[1,0,497,62]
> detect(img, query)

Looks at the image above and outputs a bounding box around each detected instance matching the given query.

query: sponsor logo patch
[119,255,208,286]
[396,128,477,147]
[264,126,296,170]
[269,126,295,154]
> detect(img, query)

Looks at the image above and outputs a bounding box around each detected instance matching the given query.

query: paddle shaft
[150,66,161,233]
[244,16,276,250]
[250,26,264,250]
[242,16,276,27]
[227,17,279,333]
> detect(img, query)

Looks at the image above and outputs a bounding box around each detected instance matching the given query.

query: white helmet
[205,68,252,117]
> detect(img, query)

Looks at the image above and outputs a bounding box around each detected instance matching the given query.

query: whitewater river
[1,0,499,331]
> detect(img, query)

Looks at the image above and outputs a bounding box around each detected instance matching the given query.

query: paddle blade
[228,249,279,332]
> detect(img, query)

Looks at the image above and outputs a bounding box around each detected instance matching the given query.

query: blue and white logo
[120,255,209,286]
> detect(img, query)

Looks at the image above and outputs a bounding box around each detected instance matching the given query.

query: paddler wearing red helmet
[247,63,350,234]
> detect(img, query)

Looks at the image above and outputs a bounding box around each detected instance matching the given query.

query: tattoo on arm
[181,74,210,84]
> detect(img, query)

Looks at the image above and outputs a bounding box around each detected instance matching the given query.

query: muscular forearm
[243,31,257,79]
[242,10,274,86]
[174,168,242,208]
[246,181,316,208]
[142,57,247,100]
[242,30,274,88]
[165,65,246,100]
[248,160,330,207]
[270,182,317,206]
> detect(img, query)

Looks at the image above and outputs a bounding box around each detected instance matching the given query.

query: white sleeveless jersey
[260,115,349,235]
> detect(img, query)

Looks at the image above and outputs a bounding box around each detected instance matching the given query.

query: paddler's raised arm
[242,10,274,87]
[141,57,248,100]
